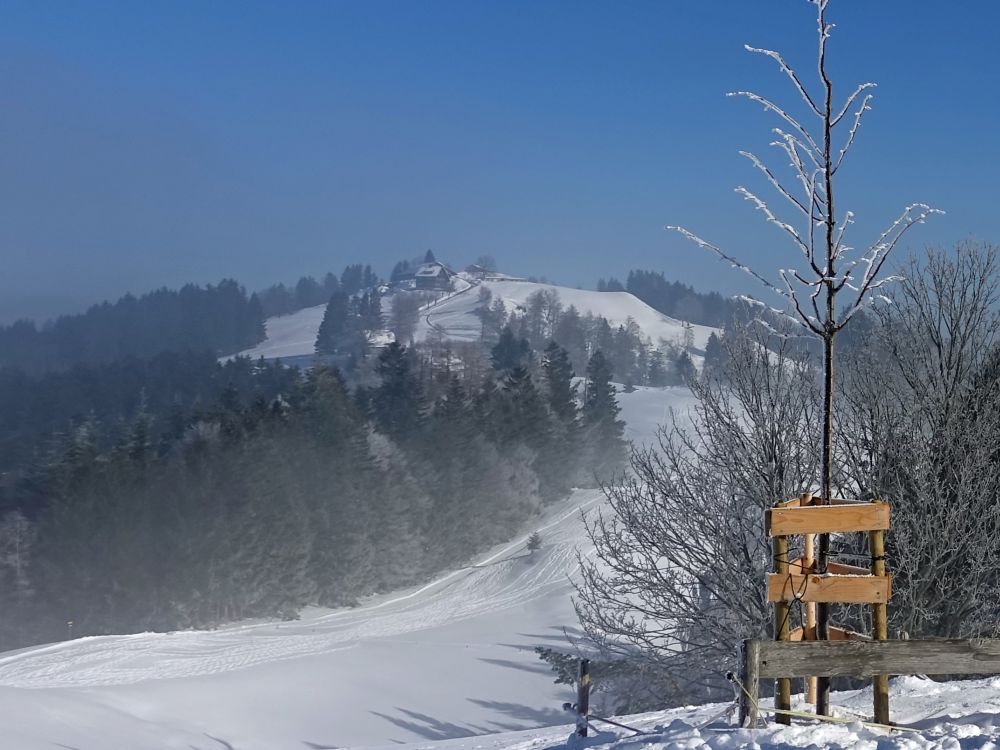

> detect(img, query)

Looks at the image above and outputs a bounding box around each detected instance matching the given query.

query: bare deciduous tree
[389,292,423,346]
[841,243,1000,639]
[574,325,820,706]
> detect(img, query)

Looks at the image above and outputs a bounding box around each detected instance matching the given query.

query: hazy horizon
[2,1,994,323]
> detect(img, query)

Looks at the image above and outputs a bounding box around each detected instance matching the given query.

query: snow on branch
[778,268,824,335]
[734,186,809,256]
[834,203,944,328]
[726,90,822,158]
[739,150,810,217]
[743,44,822,117]
[833,82,877,127]
[832,210,855,260]
[771,129,824,208]
[665,225,791,302]
[834,92,874,173]
[735,295,816,337]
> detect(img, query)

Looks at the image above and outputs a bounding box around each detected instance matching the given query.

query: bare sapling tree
[666,0,939,713]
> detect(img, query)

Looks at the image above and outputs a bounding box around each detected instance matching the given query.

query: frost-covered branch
[832,210,855,259]
[779,269,824,335]
[835,203,944,327]
[744,44,822,117]
[833,82,877,127]
[834,92,874,173]
[735,186,809,255]
[665,225,791,301]
[739,150,810,217]
[727,90,822,159]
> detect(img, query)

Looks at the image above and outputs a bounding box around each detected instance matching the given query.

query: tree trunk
[816,327,834,715]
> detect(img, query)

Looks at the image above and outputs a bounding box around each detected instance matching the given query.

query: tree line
[622,270,738,329]
[0,352,298,475]
[256,264,379,318]
[0,262,387,375]
[0,334,626,652]
[0,280,265,374]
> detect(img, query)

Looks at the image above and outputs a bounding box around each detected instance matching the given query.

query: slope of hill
[233,276,720,362]
[0,385,697,750]
[231,302,328,360]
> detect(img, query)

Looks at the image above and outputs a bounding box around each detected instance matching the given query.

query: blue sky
[1,1,996,322]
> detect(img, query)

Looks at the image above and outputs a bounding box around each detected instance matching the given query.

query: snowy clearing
[415,280,717,351]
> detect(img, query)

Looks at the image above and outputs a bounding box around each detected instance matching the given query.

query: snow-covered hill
[416,279,717,350]
[233,277,719,362]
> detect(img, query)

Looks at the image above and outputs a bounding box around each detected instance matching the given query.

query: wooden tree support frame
[764,495,891,725]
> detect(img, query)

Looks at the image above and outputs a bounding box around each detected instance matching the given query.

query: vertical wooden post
[803,531,817,705]
[576,658,591,737]
[738,639,761,727]
[800,493,817,706]
[772,528,792,725]
[869,500,890,725]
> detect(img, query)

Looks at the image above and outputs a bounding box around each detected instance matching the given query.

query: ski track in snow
[0,490,602,691]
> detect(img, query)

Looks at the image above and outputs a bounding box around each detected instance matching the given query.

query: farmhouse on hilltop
[414,261,455,291]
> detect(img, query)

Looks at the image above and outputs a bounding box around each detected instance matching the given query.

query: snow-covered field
[3,385,997,749]
[233,278,719,363]
[378,676,1000,750]
[235,303,329,361]
[416,280,717,351]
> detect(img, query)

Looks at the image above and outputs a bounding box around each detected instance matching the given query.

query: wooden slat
[827,560,871,576]
[756,639,1000,678]
[789,625,871,642]
[822,497,871,506]
[779,496,873,508]
[767,573,891,604]
[787,558,871,576]
[767,503,889,537]
[776,496,805,509]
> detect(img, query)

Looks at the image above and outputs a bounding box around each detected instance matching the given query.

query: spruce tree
[703,332,726,373]
[542,341,582,492]
[542,342,577,423]
[647,348,668,387]
[491,326,530,373]
[675,351,697,384]
[316,292,350,355]
[583,350,626,482]
[372,343,425,441]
